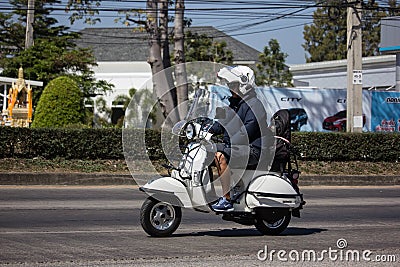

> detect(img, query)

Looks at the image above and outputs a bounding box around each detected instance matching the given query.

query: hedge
[292,132,400,162]
[0,127,399,162]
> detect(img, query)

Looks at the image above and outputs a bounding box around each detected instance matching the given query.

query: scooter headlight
[185,123,196,140]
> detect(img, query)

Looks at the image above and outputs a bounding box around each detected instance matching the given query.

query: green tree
[32,76,85,128]
[303,0,400,63]
[302,0,347,63]
[185,31,233,64]
[0,0,64,56]
[256,39,292,87]
[0,0,113,106]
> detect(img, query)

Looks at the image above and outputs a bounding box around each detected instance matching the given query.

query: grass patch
[0,158,399,176]
[0,158,130,173]
[298,160,400,175]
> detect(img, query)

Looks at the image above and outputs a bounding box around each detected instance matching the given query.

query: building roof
[289,55,397,90]
[289,55,396,74]
[75,26,260,64]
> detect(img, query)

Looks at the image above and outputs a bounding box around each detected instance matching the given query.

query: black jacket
[210,92,268,149]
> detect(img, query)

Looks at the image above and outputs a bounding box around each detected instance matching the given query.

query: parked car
[288,108,308,131]
[323,110,366,131]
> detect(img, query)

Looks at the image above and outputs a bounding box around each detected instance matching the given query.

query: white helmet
[217,65,256,95]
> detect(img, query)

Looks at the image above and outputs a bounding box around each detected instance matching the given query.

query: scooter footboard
[246,174,302,209]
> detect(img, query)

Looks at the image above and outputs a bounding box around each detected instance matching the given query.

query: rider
[210,66,269,212]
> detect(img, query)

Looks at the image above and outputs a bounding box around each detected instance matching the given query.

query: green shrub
[0,128,166,160]
[32,76,85,128]
[292,132,400,162]
[0,128,399,162]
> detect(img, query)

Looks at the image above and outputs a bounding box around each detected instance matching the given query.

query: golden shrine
[2,67,33,127]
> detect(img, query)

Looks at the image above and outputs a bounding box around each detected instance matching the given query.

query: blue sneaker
[212,197,233,212]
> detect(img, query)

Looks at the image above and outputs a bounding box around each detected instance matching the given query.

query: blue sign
[371,91,400,132]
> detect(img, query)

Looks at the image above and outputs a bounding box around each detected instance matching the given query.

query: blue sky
[211,14,311,65]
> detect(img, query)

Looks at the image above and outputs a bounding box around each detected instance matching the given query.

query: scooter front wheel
[254,210,291,235]
[140,197,182,237]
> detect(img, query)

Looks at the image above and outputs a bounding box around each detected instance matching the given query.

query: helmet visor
[217,75,240,89]
[227,81,240,92]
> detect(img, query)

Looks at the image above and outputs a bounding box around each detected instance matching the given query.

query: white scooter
[139,89,305,237]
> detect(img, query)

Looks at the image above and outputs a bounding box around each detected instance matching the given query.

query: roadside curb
[0,172,399,186]
[0,173,135,186]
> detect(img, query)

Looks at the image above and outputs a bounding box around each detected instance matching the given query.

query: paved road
[0,186,399,266]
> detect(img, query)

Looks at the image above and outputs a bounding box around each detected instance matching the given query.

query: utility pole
[346,0,363,133]
[25,0,35,49]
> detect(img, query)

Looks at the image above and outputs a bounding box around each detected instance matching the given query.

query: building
[76,26,261,123]
[289,55,397,91]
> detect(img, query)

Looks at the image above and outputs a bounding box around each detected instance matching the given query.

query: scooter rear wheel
[140,197,182,237]
[254,211,291,235]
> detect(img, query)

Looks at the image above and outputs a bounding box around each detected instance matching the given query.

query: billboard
[210,86,400,132]
[255,87,371,132]
[371,91,400,132]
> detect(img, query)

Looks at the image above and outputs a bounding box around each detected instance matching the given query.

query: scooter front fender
[140,176,192,208]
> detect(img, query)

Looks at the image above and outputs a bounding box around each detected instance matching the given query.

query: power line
[3,0,400,46]
[218,2,318,33]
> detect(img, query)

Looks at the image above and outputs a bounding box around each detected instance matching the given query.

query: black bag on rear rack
[270,109,291,173]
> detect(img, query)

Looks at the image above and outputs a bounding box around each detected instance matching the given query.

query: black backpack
[271,109,291,163]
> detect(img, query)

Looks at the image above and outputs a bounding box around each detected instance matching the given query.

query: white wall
[90,61,153,124]
[92,61,152,108]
